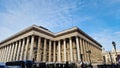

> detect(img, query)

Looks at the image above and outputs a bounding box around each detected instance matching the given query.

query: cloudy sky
[0,0,120,51]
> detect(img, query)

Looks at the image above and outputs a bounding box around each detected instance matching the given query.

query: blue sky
[0,0,120,51]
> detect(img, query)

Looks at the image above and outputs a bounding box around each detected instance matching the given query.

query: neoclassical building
[0,25,102,63]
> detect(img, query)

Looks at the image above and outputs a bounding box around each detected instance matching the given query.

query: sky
[0,0,120,51]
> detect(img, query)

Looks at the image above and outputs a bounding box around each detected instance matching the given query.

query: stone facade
[103,50,120,64]
[0,25,102,63]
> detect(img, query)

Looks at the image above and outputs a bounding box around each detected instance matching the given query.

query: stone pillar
[3,46,7,62]
[48,40,52,62]
[0,48,2,61]
[13,42,18,61]
[20,38,25,60]
[1,48,5,62]
[10,43,15,61]
[4,46,7,62]
[0,49,1,61]
[58,40,61,62]
[29,35,34,60]
[69,38,73,62]
[2,47,5,62]
[0,48,4,61]
[85,41,89,62]
[63,39,66,62]
[53,41,56,62]
[0,49,1,60]
[76,36,80,62]
[86,42,89,62]
[7,44,12,61]
[5,46,9,62]
[36,37,41,62]
[16,40,22,61]
[83,40,86,61]
[80,38,85,61]
[24,37,29,60]
[43,39,46,62]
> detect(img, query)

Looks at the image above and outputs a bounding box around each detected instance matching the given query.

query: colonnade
[0,35,102,63]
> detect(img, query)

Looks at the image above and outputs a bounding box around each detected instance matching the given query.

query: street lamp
[112,41,117,63]
[86,50,91,65]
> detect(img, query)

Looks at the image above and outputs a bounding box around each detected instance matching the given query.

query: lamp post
[86,50,91,65]
[112,41,117,63]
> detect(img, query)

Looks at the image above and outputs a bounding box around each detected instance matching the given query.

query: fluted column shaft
[3,46,7,62]
[53,41,56,62]
[7,45,12,61]
[76,37,80,62]
[69,38,73,62]
[1,48,4,62]
[10,43,15,61]
[5,46,9,61]
[36,37,41,62]
[43,39,46,62]
[20,39,25,60]
[0,49,1,61]
[16,40,22,61]
[63,39,66,62]
[24,37,29,60]
[29,35,34,60]
[58,40,61,62]
[13,42,18,61]
[49,40,52,62]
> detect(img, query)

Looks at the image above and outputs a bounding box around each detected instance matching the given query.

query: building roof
[0,24,102,47]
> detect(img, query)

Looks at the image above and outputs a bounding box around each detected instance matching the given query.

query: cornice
[0,25,102,47]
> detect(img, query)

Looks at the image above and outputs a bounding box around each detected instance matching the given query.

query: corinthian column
[0,49,1,61]
[16,40,22,61]
[7,44,12,61]
[13,42,18,61]
[76,36,80,62]
[5,46,9,61]
[53,41,56,62]
[69,38,73,62]
[43,39,46,62]
[63,39,66,62]
[36,37,41,62]
[24,37,29,60]
[58,40,61,62]
[20,38,25,60]
[1,47,5,62]
[49,40,52,62]
[29,35,34,60]
[10,43,15,61]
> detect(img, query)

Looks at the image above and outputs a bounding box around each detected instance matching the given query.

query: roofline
[55,26,78,36]
[77,28,102,47]
[0,25,33,44]
[0,25,102,47]
[55,26,102,47]
[0,25,54,44]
